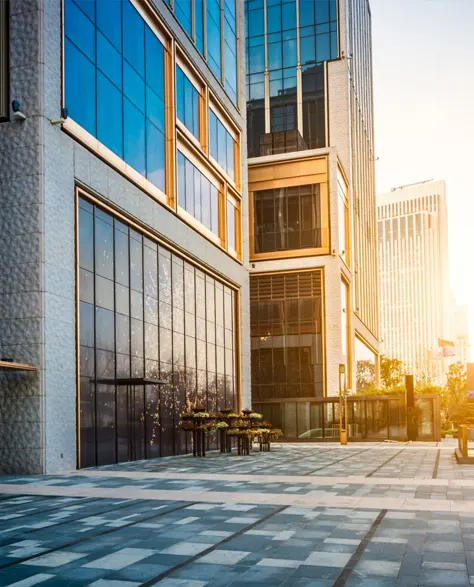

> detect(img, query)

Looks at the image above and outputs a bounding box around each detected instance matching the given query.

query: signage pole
[339,364,348,445]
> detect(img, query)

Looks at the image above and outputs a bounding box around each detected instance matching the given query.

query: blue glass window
[209,110,235,181]
[195,0,204,53]
[65,39,96,136]
[224,0,238,103]
[124,99,146,176]
[97,32,122,89]
[169,0,237,105]
[96,0,121,50]
[146,121,166,193]
[176,66,200,140]
[124,61,145,112]
[64,0,167,193]
[175,0,192,36]
[65,0,95,62]
[122,0,144,76]
[207,0,222,80]
[97,72,123,158]
[177,151,220,236]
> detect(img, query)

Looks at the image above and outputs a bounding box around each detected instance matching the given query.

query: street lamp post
[339,364,348,445]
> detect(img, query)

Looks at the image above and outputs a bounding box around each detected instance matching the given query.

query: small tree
[380,355,404,389]
[356,360,376,392]
[444,362,467,424]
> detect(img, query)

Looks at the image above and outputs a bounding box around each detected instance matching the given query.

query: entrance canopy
[0,361,37,372]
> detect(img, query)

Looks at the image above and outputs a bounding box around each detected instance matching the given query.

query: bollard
[460,425,468,457]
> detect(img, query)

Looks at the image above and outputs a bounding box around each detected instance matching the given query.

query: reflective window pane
[65,0,166,192]
[78,200,237,466]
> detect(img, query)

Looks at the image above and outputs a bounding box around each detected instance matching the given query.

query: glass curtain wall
[254,184,322,253]
[245,0,338,157]
[78,197,237,467]
[250,271,324,401]
[64,0,166,192]
[164,0,237,104]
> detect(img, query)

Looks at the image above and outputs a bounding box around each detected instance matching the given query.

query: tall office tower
[0,0,247,473]
[377,180,451,382]
[246,0,379,426]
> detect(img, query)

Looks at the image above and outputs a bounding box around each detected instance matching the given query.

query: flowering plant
[215,421,229,429]
[249,412,263,420]
[192,412,210,418]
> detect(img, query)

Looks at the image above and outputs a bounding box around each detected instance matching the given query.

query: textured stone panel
[89,156,110,197]
[44,148,74,188]
[0,144,42,179]
[45,441,76,474]
[0,317,42,345]
[44,339,76,374]
[44,229,75,270]
[44,293,75,325]
[0,420,43,449]
[0,291,42,319]
[10,64,42,118]
[9,0,41,16]
[0,448,43,474]
[9,9,40,69]
[0,232,42,265]
[0,118,42,150]
[0,203,42,237]
[0,395,42,422]
[0,342,43,366]
[44,264,74,297]
[0,371,41,397]
[73,144,91,186]
[0,174,42,206]
[42,64,62,122]
[0,262,42,294]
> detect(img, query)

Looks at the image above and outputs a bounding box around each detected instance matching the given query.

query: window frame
[337,164,350,268]
[62,0,243,263]
[175,50,206,152]
[208,95,241,190]
[75,185,243,467]
[176,141,224,247]
[61,0,173,209]
[249,155,330,261]
[226,187,241,260]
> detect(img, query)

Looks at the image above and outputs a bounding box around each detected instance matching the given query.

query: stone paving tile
[2,443,474,586]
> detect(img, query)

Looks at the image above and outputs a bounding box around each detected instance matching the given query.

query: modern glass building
[245,0,380,421]
[0,0,247,473]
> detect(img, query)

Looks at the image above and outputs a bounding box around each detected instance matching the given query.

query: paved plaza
[1,442,474,586]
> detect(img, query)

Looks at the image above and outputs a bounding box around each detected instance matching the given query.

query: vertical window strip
[176,65,200,140]
[209,109,235,181]
[177,152,220,237]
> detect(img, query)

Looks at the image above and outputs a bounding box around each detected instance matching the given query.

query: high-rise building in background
[377,180,451,382]
[246,0,380,423]
[0,0,247,473]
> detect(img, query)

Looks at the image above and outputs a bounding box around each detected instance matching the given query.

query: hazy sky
[370,0,474,358]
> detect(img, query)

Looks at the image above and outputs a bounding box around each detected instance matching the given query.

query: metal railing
[253,394,441,442]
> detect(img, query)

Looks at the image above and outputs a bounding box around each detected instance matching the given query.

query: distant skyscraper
[377,180,450,382]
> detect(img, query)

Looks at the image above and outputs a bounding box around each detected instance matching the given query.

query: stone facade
[0,0,249,473]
